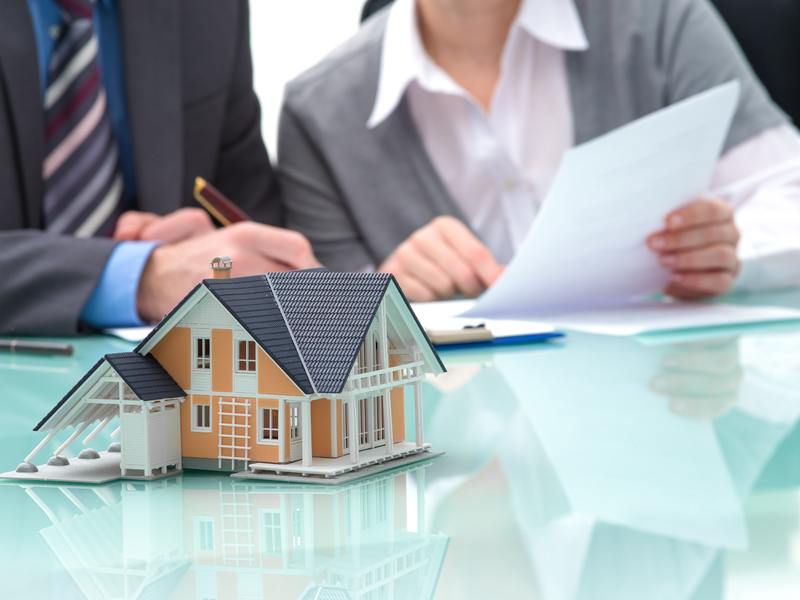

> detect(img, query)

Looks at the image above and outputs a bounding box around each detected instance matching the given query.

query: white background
[249,0,367,159]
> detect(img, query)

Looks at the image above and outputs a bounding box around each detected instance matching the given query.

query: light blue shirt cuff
[80,241,160,328]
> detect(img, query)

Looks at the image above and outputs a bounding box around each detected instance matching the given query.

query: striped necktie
[42,0,124,238]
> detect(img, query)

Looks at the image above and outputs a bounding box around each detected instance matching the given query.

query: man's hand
[647,198,740,298]
[137,222,320,322]
[378,216,503,302]
[115,208,215,244]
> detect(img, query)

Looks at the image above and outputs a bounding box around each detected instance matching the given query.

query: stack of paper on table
[448,81,800,336]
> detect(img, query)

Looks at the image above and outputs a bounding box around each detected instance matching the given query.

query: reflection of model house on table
[21,462,448,600]
[6,263,445,484]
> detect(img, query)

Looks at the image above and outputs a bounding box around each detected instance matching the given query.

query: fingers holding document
[647,198,740,298]
[378,216,503,302]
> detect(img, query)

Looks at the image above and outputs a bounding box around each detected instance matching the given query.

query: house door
[343,396,386,454]
[289,403,302,462]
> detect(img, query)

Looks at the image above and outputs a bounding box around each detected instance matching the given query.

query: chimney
[210,256,233,279]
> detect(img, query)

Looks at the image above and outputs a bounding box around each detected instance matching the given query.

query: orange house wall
[150,326,191,389]
[311,399,333,458]
[211,329,232,392]
[252,398,281,463]
[152,320,415,465]
[181,395,215,459]
[258,348,303,396]
[391,387,405,443]
[389,352,406,443]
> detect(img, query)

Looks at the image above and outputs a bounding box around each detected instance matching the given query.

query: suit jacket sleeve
[661,0,788,152]
[0,232,118,336]
[209,0,281,227]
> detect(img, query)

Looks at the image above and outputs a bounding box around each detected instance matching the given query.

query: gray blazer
[278,0,787,272]
[0,0,279,336]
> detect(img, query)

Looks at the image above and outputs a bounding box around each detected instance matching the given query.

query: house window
[289,406,300,441]
[342,403,349,451]
[194,517,214,553]
[260,510,282,555]
[237,340,257,372]
[195,337,211,370]
[193,402,211,431]
[259,408,279,443]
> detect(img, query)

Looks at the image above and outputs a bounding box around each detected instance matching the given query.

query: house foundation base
[0,451,182,484]
[234,444,443,485]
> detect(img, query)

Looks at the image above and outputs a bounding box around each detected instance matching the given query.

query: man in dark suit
[0,0,318,336]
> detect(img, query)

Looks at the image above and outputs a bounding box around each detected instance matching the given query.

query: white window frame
[289,405,300,441]
[259,509,283,556]
[192,400,212,432]
[257,406,280,445]
[194,335,212,371]
[194,516,215,554]
[236,339,257,373]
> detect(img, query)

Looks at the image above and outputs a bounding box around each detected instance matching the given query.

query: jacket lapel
[118,0,182,214]
[0,0,44,228]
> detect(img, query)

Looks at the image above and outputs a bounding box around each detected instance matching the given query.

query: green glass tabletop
[3,290,800,599]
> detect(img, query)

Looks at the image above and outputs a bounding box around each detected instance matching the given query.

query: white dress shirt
[368,0,800,290]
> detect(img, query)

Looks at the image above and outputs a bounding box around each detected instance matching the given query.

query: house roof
[268,270,393,394]
[34,357,105,432]
[203,274,314,393]
[203,270,429,395]
[34,353,184,431]
[104,352,186,401]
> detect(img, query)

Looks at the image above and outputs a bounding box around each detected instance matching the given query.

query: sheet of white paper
[411,299,555,338]
[544,301,800,336]
[463,82,742,320]
[103,326,154,342]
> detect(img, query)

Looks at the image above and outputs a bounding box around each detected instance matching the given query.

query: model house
[11,259,445,483]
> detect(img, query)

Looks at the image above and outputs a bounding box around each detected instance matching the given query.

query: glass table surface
[3,290,800,600]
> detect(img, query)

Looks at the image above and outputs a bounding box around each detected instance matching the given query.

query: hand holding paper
[648,197,740,298]
[463,81,743,320]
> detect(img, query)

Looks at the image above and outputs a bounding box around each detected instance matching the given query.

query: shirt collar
[367,0,589,128]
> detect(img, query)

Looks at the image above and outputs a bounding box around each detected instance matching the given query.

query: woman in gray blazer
[278,0,800,302]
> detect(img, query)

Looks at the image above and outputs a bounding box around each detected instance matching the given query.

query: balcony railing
[342,361,425,395]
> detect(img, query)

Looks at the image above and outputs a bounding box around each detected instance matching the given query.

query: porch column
[303,492,315,567]
[414,380,424,446]
[301,401,312,468]
[416,466,426,533]
[383,390,394,455]
[379,299,393,454]
[119,403,126,476]
[142,404,151,476]
[348,396,359,464]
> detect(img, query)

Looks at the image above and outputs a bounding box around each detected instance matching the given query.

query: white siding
[238,572,264,599]
[178,304,199,326]
[199,295,234,327]
[192,371,211,392]
[148,410,165,468]
[121,412,145,469]
[234,373,257,395]
[165,407,181,463]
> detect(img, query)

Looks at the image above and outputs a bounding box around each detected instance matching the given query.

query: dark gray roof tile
[106,352,186,401]
[203,275,314,394]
